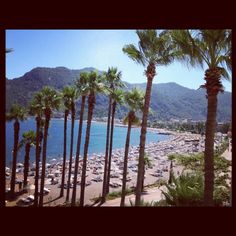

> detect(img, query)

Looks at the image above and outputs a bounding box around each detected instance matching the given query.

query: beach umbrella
[17,163,24,167]
[28,184,35,190]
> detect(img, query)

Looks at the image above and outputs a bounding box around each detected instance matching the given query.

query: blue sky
[6,30,232,92]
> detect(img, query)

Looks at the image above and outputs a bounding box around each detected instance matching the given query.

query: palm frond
[124,87,145,112]
[40,86,62,112]
[6,48,13,53]
[123,115,129,125]
[6,103,28,122]
[131,116,141,126]
[122,44,146,66]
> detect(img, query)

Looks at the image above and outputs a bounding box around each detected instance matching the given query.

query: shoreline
[5,131,207,206]
[6,120,173,168]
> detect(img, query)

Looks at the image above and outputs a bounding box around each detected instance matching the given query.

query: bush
[162,172,230,206]
[128,199,160,207]
[162,172,204,206]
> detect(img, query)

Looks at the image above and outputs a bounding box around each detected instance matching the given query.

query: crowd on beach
[6,128,225,207]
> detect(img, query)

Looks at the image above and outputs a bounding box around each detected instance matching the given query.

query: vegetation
[71,72,90,206]
[105,69,125,197]
[166,146,231,206]
[79,71,108,206]
[162,172,204,206]
[102,67,124,201]
[120,88,144,206]
[6,68,231,122]
[128,199,160,207]
[60,87,70,197]
[123,30,176,206]
[6,48,13,53]
[38,87,61,206]
[18,130,36,188]
[6,104,27,195]
[107,188,133,201]
[65,86,78,202]
[29,92,45,206]
[162,171,231,206]
[6,30,231,207]
[170,29,231,206]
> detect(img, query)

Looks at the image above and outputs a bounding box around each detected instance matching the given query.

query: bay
[5,118,170,166]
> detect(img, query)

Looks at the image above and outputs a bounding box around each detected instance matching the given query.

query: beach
[5,130,208,206]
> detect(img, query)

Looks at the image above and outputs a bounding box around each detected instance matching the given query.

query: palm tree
[59,87,70,197]
[39,87,61,207]
[29,92,45,206]
[101,67,124,202]
[18,130,36,188]
[6,48,13,53]
[71,72,90,206]
[6,104,27,195]
[170,30,231,206]
[120,88,144,206]
[123,30,175,205]
[79,71,106,206]
[141,153,152,192]
[65,86,78,202]
[106,89,124,195]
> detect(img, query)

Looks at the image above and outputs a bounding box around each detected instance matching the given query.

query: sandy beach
[5,130,210,207]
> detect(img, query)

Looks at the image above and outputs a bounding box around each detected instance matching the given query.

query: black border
[1,0,235,233]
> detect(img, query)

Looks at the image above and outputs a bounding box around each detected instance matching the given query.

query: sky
[6,30,232,92]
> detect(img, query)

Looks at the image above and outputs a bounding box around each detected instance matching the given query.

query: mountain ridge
[6,67,232,122]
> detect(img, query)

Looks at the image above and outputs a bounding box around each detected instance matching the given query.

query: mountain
[6,67,232,122]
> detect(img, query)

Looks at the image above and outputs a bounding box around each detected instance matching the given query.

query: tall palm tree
[101,67,124,202]
[123,30,175,205]
[120,88,144,206]
[170,29,231,206]
[106,89,124,195]
[6,104,27,195]
[18,130,36,188]
[71,72,90,206]
[59,87,70,197]
[65,86,79,202]
[79,71,107,206]
[29,92,44,206]
[39,87,61,207]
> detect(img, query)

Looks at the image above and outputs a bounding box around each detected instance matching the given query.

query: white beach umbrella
[17,163,24,167]
[28,184,35,190]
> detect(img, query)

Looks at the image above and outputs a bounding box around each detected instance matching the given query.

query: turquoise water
[6,118,170,166]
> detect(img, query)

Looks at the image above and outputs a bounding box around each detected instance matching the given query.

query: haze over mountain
[6,67,232,122]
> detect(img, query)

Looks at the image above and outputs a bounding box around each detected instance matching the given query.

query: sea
[5,118,170,167]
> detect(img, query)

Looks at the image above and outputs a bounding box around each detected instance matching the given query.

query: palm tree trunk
[10,120,20,195]
[71,96,86,206]
[23,143,30,188]
[66,108,75,202]
[60,111,68,197]
[141,164,145,192]
[101,96,112,202]
[120,114,132,206]
[203,68,222,206]
[34,118,40,206]
[204,93,217,206]
[168,160,173,184]
[80,93,95,206]
[135,63,155,206]
[39,113,50,207]
[106,101,116,195]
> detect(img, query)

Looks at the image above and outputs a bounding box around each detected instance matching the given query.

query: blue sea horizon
[5,118,170,167]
